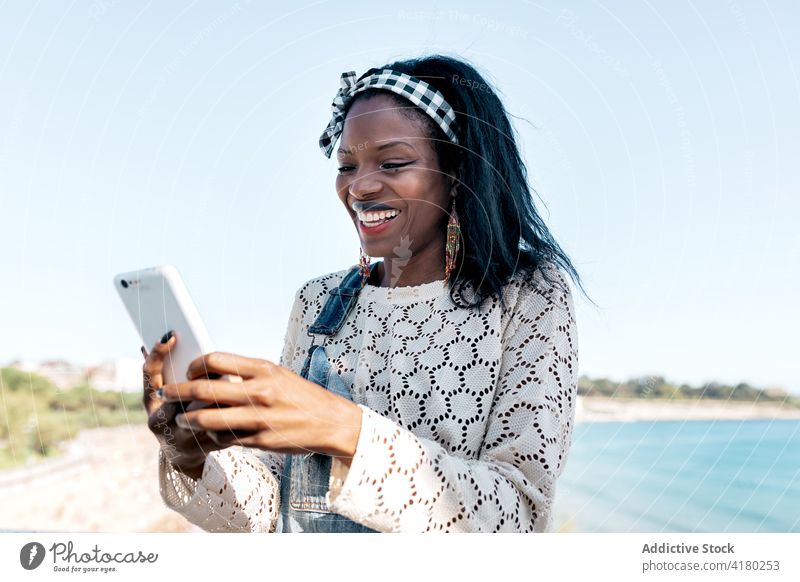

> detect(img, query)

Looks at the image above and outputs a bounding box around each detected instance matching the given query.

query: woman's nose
[348,169,383,198]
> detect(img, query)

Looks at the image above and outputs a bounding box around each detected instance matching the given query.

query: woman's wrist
[172,459,205,480]
[331,401,363,468]
[161,445,206,480]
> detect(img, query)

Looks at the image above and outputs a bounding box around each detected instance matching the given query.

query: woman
[143,54,587,533]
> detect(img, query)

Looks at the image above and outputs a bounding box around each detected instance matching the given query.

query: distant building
[85,358,142,393]
[6,359,85,390]
[85,362,116,391]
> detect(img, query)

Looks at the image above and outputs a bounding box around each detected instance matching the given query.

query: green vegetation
[0,367,146,470]
[578,375,800,408]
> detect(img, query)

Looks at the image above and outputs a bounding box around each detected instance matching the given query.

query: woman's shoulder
[493,262,576,343]
[292,265,355,307]
[501,261,574,315]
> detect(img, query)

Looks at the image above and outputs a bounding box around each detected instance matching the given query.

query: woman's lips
[357,211,401,235]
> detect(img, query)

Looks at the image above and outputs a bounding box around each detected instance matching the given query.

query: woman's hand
[142,331,225,479]
[156,352,363,466]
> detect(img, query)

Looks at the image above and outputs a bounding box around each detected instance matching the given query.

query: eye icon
[20,542,46,570]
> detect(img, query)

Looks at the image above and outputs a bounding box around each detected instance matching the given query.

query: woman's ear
[448,171,459,197]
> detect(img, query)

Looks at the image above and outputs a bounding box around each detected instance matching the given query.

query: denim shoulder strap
[308,262,377,336]
[299,262,379,378]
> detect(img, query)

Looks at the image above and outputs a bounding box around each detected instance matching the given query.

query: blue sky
[1,1,798,393]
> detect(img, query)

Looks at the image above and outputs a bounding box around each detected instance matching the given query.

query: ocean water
[553,419,800,532]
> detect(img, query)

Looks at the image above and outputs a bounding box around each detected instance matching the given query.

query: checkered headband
[319,67,459,158]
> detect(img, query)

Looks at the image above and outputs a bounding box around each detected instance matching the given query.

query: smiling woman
[335,95,458,288]
[148,53,590,533]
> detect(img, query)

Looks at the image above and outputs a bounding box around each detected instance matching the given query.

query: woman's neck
[370,254,447,288]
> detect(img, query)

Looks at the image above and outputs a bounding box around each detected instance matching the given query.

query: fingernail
[155,388,165,399]
[161,330,174,344]
[175,413,189,428]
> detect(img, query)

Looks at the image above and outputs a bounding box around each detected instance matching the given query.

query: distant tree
[574,372,798,407]
[0,367,147,468]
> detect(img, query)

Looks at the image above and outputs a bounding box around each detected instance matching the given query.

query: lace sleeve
[156,285,307,531]
[158,446,283,532]
[325,273,579,532]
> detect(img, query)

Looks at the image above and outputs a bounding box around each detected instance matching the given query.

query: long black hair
[342,53,593,311]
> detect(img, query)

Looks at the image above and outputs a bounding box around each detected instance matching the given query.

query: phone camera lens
[121,280,129,288]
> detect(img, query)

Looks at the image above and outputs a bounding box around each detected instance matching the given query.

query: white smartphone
[113,264,241,396]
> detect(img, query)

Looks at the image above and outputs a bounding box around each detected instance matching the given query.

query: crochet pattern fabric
[158,262,579,532]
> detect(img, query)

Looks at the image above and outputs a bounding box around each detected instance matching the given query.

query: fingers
[148,330,177,372]
[158,378,260,407]
[159,428,224,467]
[206,427,260,449]
[175,404,266,433]
[148,404,225,451]
[186,351,274,381]
[142,330,177,415]
[147,401,179,432]
[143,330,177,388]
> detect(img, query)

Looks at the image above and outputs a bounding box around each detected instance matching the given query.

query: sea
[553,419,800,532]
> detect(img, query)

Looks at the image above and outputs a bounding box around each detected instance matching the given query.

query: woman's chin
[359,245,387,259]
[357,236,394,258]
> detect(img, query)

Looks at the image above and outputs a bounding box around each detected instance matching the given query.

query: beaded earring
[444,197,461,286]
[359,247,371,281]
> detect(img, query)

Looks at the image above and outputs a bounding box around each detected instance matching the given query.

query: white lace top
[158,262,579,532]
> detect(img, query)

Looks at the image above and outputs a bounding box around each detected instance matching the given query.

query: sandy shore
[0,425,199,533]
[575,396,800,423]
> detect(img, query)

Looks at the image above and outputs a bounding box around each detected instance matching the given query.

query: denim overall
[275,262,380,533]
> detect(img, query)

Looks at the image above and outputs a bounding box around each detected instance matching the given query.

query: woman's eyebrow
[337,140,416,156]
[337,143,367,156]
[376,140,416,151]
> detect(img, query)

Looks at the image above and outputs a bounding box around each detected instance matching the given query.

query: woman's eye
[338,162,411,174]
[381,162,411,170]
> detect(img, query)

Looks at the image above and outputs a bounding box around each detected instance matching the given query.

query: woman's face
[335,93,455,266]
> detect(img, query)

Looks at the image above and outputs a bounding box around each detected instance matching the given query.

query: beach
[0,425,198,533]
[575,396,800,423]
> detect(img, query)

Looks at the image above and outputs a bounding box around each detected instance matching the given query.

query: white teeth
[357,209,400,222]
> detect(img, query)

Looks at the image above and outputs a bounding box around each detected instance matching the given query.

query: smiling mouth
[356,209,402,228]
